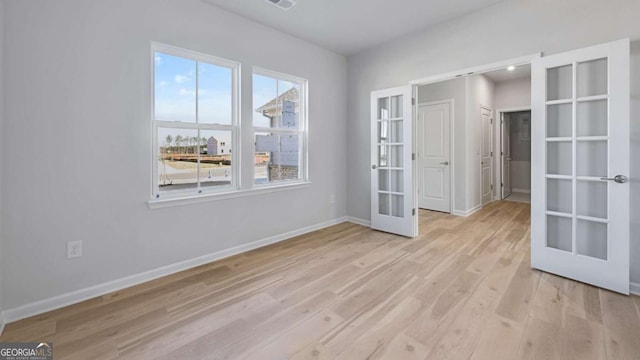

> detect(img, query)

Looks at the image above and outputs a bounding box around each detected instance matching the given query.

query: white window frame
[150,42,241,200]
[252,67,309,187]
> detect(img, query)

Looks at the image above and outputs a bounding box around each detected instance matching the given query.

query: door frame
[416,99,455,213]
[409,53,541,218]
[480,105,494,205]
[496,106,531,200]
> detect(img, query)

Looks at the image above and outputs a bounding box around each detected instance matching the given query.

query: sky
[154,52,299,147]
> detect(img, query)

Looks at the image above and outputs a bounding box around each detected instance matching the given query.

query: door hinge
[412,153,416,160]
[491,184,494,190]
[412,97,416,105]
[491,118,493,124]
[490,151,493,157]
[501,183,504,187]
[412,208,416,216]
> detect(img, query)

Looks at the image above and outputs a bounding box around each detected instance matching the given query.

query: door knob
[372,165,377,170]
[600,175,628,183]
[440,161,449,166]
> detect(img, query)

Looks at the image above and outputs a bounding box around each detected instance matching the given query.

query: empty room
[0,0,639,359]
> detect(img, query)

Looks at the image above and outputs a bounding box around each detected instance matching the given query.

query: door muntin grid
[544,58,609,261]
[377,95,405,218]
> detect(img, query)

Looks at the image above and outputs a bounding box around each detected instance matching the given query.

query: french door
[531,39,630,294]
[370,86,417,237]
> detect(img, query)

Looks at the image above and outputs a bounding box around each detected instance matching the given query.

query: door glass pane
[200,130,232,188]
[547,179,572,214]
[577,58,608,98]
[576,220,607,260]
[577,100,607,137]
[379,193,390,215]
[390,170,403,193]
[547,65,573,101]
[547,142,572,175]
[390,145,403,168]
[390,121,403,143]
[378,97,390,119]
[391,194,404,217]
[378,145,388,167]
[547,215,572,252]
[378,169,389,191]
[577,180,607,219]
[547,103,573,137]
[378,121,389,143]
[390,95,403,118]
[577,141,607,177]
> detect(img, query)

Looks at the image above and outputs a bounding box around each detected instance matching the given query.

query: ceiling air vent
[265,0,296,11]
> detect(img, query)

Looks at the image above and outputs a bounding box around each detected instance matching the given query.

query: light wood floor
[2,201,640,359]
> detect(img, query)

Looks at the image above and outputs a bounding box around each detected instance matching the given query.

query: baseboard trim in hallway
[2,216,350,324]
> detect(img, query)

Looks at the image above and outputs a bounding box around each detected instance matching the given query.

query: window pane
[157,128,198,192]
[254,132,301,184]
[253,74,301,129]
[200,130,232,188]
[154,52,196,123]
[253,74,277,128]
[198,62,232,125]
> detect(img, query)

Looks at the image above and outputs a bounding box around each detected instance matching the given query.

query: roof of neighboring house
[255,88,299,114]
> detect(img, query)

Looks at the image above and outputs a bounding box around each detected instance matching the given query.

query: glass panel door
[531,39,630,294]
[370,86,416,237]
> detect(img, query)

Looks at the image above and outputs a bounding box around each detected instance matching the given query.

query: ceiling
[483,64,531,83]
[202,0,509,55]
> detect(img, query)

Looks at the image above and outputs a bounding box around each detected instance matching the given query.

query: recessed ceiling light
[507,66,516,71]
[265,0,297,11]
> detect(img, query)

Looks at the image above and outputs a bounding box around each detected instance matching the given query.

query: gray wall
[417,78,467,212]
[2,0,347,310]
[346,0,640,284]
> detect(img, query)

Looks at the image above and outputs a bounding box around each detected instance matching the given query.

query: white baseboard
[511,188,531,194]
[3,216,349,324]
[631,282,640,296]
[452,204,482,217]
[347,217,371,227]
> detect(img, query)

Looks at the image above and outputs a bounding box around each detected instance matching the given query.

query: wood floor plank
[1,201,638,360]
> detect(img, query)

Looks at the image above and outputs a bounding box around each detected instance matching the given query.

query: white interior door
[371,86,417,237]
[531,39,630,294]
[417,102,451,212]
[481,107,493,204]
[502,113,512,199]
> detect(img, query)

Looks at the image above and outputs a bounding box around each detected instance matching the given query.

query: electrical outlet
[67,240,82,259]
[330,194,336,204]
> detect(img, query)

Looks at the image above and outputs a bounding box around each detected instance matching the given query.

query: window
[152,43,239,198]
[253,68,307,185]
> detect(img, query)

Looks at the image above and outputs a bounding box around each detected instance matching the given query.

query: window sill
[147,181,312,209]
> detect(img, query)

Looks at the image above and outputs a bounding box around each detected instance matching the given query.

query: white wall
[2,0,347,311]
[346,0,640,284]
[495,77,531,110]
[0,0,5,328]
[466,74,494,208]
[417,78,467,212]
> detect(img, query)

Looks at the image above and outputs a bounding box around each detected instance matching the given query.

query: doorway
[500,109,531,203]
